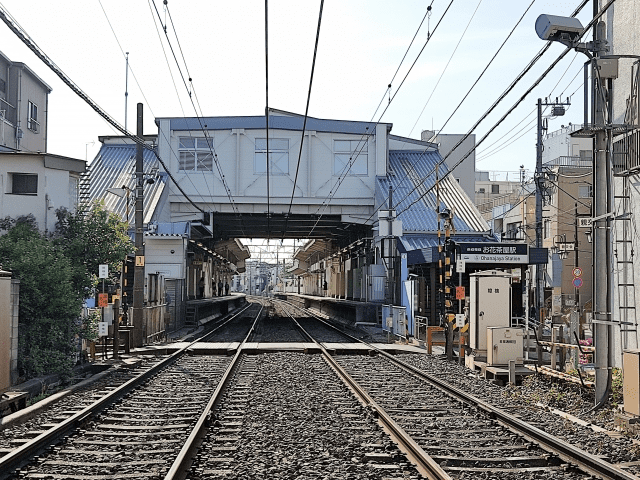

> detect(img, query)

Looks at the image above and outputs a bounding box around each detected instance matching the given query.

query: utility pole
[592,15,612,406]
[132,103,144,348]
[535,98,544,331]
[535,96,570,332]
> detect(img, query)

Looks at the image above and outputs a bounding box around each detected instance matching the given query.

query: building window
[491,184,499,194]
[27,101,39,133]
[68,177,79,207]
[543,219,551,239]
[579,184,592,198]
[0,79,5,94]
[478,188,485,194]
[11,173,37,194]
[178,137,213,172]
[334,140,367,176]
[254,138,289,175]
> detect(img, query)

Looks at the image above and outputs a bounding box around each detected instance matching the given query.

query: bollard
[509,360,516,385]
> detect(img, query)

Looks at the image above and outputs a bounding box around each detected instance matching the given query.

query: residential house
[0,50,51,153]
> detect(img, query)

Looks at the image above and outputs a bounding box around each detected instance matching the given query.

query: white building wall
[606,0,640,364]
[542,126,592,163]
[0,154,81,232]
[144,236,187,279]
[421,130,475,200]
[156,115,399,222]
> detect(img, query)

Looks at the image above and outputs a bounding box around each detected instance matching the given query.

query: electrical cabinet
[487,327,524,366]
[623,349,640,416]
[469,270,511,354]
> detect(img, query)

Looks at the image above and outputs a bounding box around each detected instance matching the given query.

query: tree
[0,204,133,380]
[0,218,80,378]
[54,201,134,297]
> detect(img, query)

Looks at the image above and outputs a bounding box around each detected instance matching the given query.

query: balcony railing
[544,155,592,168]
[27,117,39,133]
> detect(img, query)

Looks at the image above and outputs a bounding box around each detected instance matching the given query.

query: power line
[362,0,563,227]
[410,0,484,136]
[0,2,206,216]
[393,0,606,217]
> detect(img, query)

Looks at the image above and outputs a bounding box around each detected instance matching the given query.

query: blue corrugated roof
[83,143,166,225]
[160,113,387,136]
[377,150,489,233]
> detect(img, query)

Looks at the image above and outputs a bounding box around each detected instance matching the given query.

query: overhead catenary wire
[306,0,455,240]
[146,0,214,204]
[283,0,325,240]
[151,0,247,235]
[265,0,270,240]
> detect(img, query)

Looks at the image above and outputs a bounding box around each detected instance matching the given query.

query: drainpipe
[16,68,21,150]
[44,89,48,152]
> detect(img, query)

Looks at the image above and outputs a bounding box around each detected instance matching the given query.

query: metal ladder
[614,175,638,344]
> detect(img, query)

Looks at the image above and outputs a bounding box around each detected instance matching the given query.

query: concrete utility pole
[535,98,544,329]
[133,103,144,348]
[592,16,612,406]
[535,96,570,330]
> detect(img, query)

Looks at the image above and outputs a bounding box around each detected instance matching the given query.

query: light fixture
[585,229,593,243]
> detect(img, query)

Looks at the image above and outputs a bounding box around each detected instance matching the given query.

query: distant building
[421,130,475,200]
[0,50,51,153]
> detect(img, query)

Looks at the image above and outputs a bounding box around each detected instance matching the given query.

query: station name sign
[458,242,529,264]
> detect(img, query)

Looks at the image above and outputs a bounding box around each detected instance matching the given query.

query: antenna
[125,52,129,132]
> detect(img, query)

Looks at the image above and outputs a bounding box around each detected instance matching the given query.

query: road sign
[98,322,108,336]
[572,277,584,289]
[572,267,583,277]
[98,293,108,308]
[578,217,592,228]
[98,264,108,278]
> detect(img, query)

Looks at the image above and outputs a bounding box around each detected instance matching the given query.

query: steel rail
[275,299,451,480]
[164,303,264,480]
[0,302,254,480]
[278,298,637,480]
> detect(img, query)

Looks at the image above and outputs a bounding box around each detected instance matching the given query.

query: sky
[0,0,595,179]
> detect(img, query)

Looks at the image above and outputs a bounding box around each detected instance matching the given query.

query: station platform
[281,293,381,330]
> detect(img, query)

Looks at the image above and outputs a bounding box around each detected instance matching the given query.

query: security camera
[535,14,584,44]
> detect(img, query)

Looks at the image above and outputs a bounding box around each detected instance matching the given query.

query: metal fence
[164,278,186,333]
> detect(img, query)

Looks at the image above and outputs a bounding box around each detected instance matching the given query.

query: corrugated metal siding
[83,144,166,225]
[378,150,489,233]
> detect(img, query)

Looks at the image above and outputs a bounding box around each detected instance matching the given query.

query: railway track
[3,298,637,479]
[0,359,157,459]
[0,303,262,480]
[273,298,639,480]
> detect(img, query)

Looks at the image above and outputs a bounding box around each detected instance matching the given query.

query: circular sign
[572,277,584,289]
[572,267,583,277]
